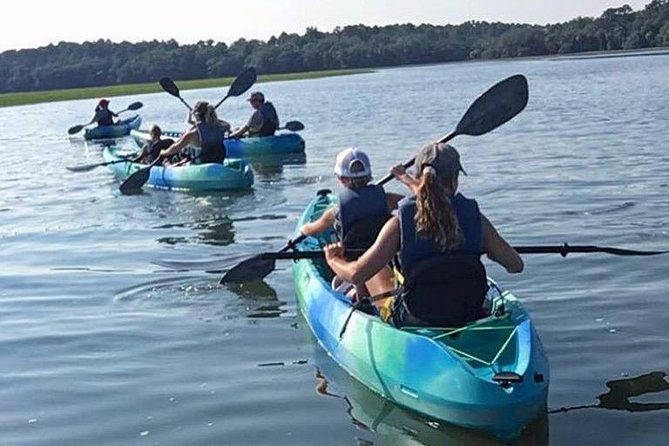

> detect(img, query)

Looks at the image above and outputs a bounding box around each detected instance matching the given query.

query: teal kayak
[130,129,305,158]
[101,146,253,191]
[292,191,549,439]
[84,115,142,140]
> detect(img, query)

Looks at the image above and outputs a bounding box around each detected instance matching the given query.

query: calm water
[1,55,668,446]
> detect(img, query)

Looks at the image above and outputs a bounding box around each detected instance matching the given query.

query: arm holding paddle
[482,215,524,273]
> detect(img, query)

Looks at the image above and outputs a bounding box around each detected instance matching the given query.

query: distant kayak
[292,190,550,439]
[84,115,142,140]
[102,146,254,191]
[131,129,305,157]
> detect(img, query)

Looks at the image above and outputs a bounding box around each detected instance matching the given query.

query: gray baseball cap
[415,142,467,177]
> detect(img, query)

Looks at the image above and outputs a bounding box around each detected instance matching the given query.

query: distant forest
[1,1,668,94]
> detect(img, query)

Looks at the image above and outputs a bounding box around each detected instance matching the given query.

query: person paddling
[324,143,523,327]
[229,91,279,138]
[136,125,173,164]
[159,101,231,165]
[89,99,118,127]
[298,148,403,299]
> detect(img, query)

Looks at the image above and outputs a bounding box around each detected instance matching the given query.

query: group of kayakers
[88,89,523,330]
[299,144,523,328]
[90,90,279,165]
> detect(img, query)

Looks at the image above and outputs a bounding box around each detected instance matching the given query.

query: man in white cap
[297,147,403,299]
[229,91,279,138]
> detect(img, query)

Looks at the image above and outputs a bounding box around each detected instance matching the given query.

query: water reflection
[249,152,307,179]
[310,346,549,446]
[549,371,669,414]
[225,280,289,319]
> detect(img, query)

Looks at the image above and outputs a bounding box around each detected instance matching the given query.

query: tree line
[1,1,668,94]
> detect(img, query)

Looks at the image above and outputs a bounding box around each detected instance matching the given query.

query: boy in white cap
[299,147,402,299]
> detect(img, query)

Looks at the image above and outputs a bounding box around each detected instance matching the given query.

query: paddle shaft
[253,244,667,262]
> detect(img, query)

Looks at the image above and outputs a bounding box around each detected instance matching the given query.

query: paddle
[66,155,137,173]
[214,67,257,109]
[220,244,668,284]
[376,74,529,186]
[159,77,193,111]
[220,75,528,284]
[67,101,143,135]
[119,69,257,194]
[281,120,304,132]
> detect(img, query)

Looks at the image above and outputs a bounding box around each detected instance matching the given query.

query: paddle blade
[66,163,101,172]
[219,255,276,284]
[127,101,143,111]
[453,74,529,137]
[284,120,305,132]
[68,124,85,135]
[227,67,257,98]
[119,166,151,194]
[159,77,181,97]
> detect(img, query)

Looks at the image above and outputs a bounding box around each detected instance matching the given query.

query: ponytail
[415,166,462,251]
[204,105,218,125]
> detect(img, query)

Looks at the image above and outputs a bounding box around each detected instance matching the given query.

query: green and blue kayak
[292,191,549,439]
[101,146,254,191]
[130,129,305,158]
[84,115,142,140]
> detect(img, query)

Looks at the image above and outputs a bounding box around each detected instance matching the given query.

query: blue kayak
[130,129,305,157]
[102,146,254,191]
[292,190,550,439]
[84,115,142,140]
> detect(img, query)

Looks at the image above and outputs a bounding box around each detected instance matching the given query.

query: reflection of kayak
[292,191,550,440]
[101,146,254,191]
[84,115,142,140]
[310,342,549,446]
[130,129,305,157]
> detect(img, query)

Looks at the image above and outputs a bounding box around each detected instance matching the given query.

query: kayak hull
[291,191,549,439]
[131,129,305,157]
[84,115,142,140]
[102,146,254,191]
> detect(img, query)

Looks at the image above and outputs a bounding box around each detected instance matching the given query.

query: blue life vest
[257,102,279,137]
[396,193,487,326]
[196,123,226,163]
[335,184,390,260]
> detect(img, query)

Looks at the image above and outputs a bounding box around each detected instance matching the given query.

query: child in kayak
[136,125,173,165]
[298,148,403,300]
[325,143,523,327]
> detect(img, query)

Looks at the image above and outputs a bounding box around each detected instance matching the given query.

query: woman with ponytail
[160,101,231,165]
[325,142,522,327]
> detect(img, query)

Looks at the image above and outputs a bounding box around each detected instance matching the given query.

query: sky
[1,0,652,52]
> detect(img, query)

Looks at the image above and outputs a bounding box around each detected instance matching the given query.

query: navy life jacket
[397,194,487,326]
[335,184,390,260]
[196,123,226,163]
[146,138,174,163]
[256,102,279,137]
[95,108,114,126]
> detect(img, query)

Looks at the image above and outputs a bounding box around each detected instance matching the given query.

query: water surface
[1,54,668,445]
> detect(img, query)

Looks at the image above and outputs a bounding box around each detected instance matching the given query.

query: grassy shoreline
[0,68,373,108]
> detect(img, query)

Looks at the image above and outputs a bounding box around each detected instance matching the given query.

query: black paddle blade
[454,74,529,137]
[228,67,257,97]
[159,77,180,97]
[127,101,143,110]
[220,255,276,284]
[119,166,151,194]
[284,120,305,132]
[68,124,85,135]
[66,163,101,172]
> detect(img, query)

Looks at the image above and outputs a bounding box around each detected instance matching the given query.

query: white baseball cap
[334,147,372,178]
